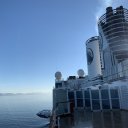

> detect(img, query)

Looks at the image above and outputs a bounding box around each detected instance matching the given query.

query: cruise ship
[50,6,128,128]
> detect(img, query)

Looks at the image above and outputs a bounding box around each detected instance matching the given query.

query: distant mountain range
[0,92,43,96]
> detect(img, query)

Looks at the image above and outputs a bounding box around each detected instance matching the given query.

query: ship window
[101,89,109,99]
[55,83,62,88]
[110,89,119,98]
[102,100,110,109]
[76,91,83,99]
[77,99,83,107]
[92,100,100,110]
[84,90,90,98]
[85,99,91,107]
[91,90,99,99]
[111,99,120,109]
[68,91,74,100]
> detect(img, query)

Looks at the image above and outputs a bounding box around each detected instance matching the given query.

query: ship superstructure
[53,6,128,117]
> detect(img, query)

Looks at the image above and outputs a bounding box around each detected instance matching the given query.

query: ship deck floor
[58,109,128,128]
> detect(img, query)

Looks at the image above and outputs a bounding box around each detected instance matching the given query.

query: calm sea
[0,93,52,128]
[1,94,128,128]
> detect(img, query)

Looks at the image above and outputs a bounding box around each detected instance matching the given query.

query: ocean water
[0,93,52,128]
[2,94,128,128]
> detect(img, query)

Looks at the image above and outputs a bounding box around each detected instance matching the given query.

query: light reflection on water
[60,110,128,128]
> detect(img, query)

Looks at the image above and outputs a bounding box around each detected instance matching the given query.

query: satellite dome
[55,71,62,80]
[77,69,85,77]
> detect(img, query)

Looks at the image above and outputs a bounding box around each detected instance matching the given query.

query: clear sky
[0,0,127,93]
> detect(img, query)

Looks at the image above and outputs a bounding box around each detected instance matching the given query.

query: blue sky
[0,0,127,93]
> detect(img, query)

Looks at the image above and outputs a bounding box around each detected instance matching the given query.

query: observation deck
[98,6,128,62]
